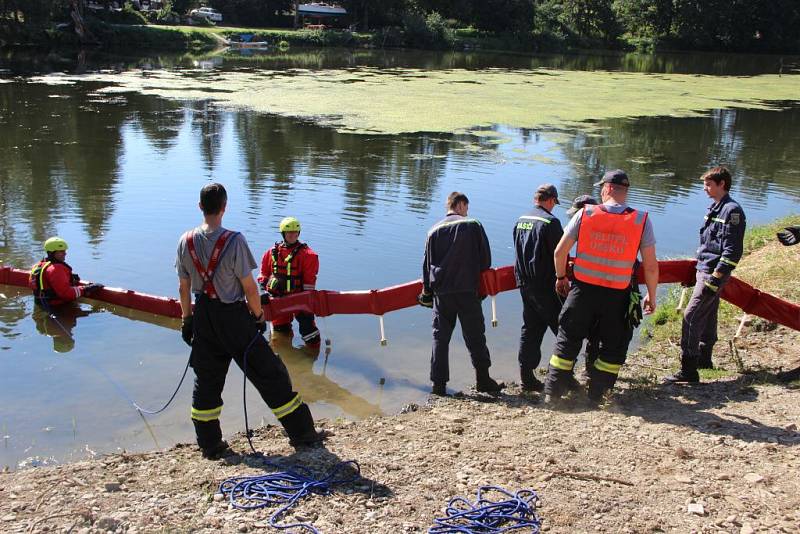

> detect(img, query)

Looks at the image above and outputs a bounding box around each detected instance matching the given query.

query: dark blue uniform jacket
[513,205,564,292]
[696,193,746,276]
[423,213,491,295]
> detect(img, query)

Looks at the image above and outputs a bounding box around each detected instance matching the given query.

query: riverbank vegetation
[637,214,800,382]
[2,0,800,54]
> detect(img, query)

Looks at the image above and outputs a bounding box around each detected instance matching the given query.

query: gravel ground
[2,334,798,534]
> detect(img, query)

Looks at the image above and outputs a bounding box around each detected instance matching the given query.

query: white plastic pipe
[676,287,689,311]
[379,315,387,346]
[735,314,748,338]
[491,295,498,327]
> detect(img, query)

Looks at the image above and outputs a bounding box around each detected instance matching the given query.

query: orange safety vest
[573,205,647,290]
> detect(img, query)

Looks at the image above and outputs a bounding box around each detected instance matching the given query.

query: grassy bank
[636,214,800,380]
[8,22,563,54]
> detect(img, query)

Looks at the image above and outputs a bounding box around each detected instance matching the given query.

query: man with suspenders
[176,183,325,458]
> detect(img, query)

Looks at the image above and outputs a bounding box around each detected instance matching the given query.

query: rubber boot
[520,365,543,393]
[697,344,714,369]
[431,381,448,396]
[278,403,327,448]
[193,419,233,459]
[475,367,504,394]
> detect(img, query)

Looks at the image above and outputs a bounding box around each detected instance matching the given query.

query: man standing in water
[176,183,325,458]
[418,191,504,396]
[258,217,321,346]
[29,237,102,307]
[665,166,746,383]
[513,184,564,393]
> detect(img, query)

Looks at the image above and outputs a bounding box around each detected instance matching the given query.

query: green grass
[699,367,736,380]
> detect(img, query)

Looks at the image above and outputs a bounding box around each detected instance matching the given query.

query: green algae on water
[27,68,800,135]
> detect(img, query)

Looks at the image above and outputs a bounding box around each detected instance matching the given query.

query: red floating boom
[1,261,798,332]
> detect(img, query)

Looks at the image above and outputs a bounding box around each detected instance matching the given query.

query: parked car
[189,7,222,22]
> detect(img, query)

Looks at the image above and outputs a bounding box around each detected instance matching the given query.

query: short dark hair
[447,191,469,210]
[701,166,732,192]
[200,183,227,215]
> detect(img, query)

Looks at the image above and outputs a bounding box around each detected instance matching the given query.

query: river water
[1,47,799,470]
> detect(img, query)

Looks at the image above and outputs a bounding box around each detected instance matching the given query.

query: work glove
[702,275,722,297]
[417,291,433,308]
[81,283,104,296]
[254,312,267,335]
[626,289,643,329]
[71,273,81,285]
[260,292,270,305]
[777,226,800,246]
[181,315,194,346]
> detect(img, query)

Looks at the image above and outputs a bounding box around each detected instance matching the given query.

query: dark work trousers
[272,309,320,342]
[518,287,562,371]
[430,292,491,383]
[190,294,312,449]
[546,281,632,400]
[680,271,730,371]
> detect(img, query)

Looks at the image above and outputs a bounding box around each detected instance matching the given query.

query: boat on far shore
[225,33,270,49]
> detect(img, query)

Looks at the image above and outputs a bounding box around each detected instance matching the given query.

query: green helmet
[279,217,301,233]
[44,237,68,253]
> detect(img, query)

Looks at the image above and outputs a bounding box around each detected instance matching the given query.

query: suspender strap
[185,229,236,299]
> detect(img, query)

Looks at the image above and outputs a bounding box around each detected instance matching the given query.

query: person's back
[176,183,325,458]
[424,213,490,296]
[419,192,501,397]
[513,184,564,393]
[547,170,658,404]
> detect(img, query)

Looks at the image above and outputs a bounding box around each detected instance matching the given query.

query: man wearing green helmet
[257,216,321,345]
[28,237,103,307]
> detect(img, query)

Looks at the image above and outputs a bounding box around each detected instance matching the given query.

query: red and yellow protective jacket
[28,259,84,306]
[258,241,319,296]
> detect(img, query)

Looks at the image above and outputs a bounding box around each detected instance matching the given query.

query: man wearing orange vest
[258,217,321,345]
[546,170,659,405]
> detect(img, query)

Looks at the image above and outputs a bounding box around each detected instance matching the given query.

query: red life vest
[268,242,308,296]
[184,229,237,299]
[573,205,647,290]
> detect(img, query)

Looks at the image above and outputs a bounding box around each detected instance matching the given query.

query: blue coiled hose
[429,486,542,534]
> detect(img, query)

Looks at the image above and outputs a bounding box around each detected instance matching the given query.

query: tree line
[2,0,799,53]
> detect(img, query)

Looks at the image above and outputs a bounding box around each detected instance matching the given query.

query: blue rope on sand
[429,486,542,533]
[219,460,361,533]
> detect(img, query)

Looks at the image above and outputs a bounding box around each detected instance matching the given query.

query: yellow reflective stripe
[286,261,292,292]
[519,215,551,224]
[594,359,622,375]
[191,405,223,422]
[38,261,51,291]
[703,281,719,292]
[272,394,302,419]
[719,257,738,267]
[549,355,574,371]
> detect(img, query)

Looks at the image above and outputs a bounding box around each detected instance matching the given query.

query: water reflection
[1,50,800,468]
[270,332,383,419]
[31,303,92,353]
[3,47,799,76]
